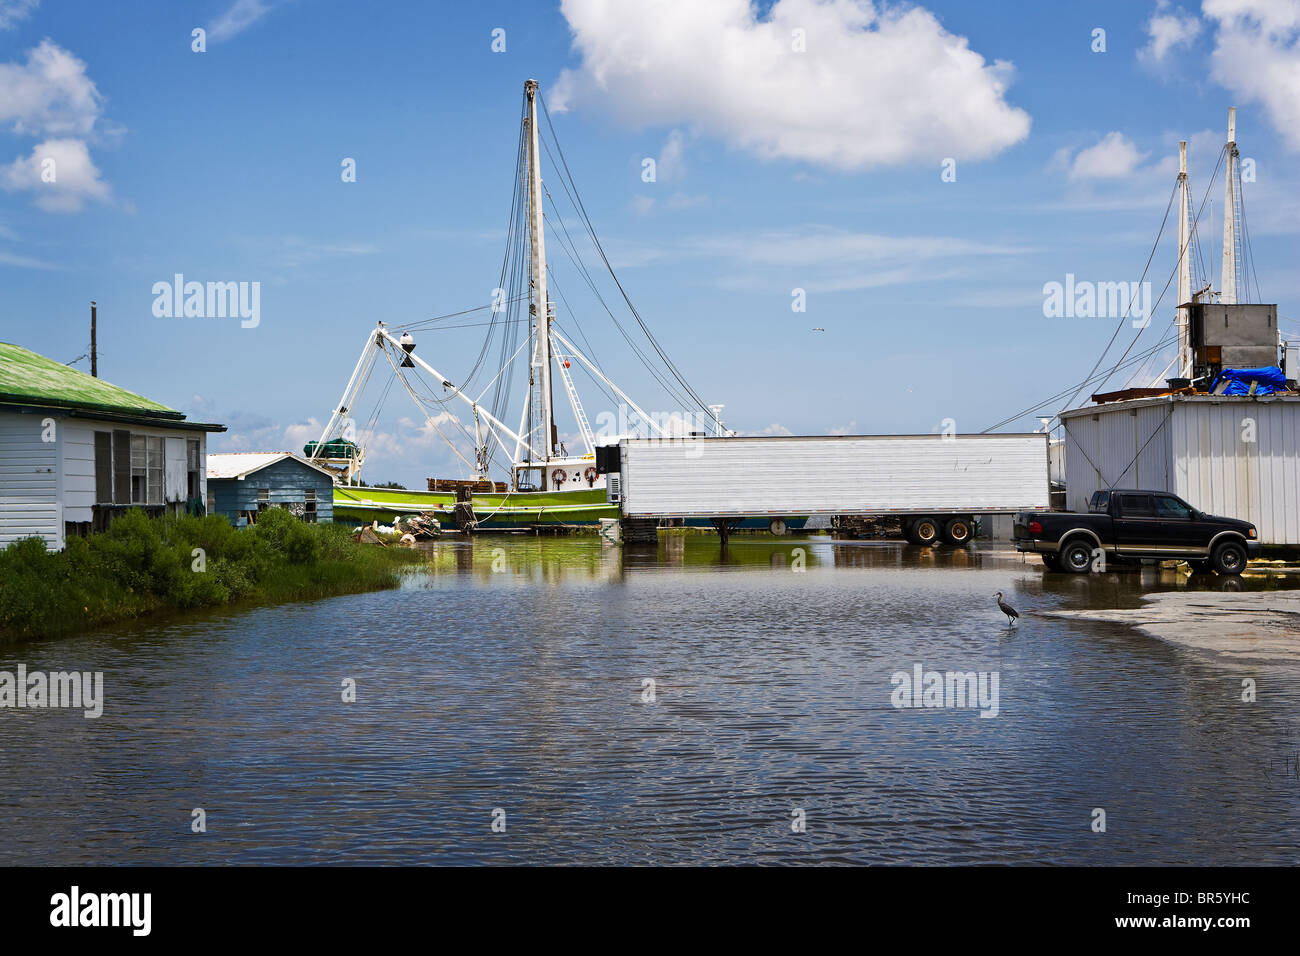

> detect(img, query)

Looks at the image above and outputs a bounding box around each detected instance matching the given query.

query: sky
[2,0,1299,487]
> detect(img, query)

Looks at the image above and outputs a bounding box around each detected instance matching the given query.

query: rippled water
[2,536,1298,865]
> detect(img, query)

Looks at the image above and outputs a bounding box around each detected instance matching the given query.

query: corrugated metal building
[0,342,226,551]
[207,453,335,527]
[1060,395,1300,545]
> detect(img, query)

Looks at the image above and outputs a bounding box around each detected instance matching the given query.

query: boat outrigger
[311,80,733,532]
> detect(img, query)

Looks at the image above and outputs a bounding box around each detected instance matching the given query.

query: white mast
[1220,107,1238,305]
[524,78,556,485]
[1176,141,1192,377]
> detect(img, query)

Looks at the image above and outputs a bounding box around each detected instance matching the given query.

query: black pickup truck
[1014,489,1259,575]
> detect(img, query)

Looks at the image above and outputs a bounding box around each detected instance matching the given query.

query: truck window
[1116,493,1154,516]
[1088,491,1109,513]
[1153,495,1192,519]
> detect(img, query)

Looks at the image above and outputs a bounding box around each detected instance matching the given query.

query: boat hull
[332,486,808,531]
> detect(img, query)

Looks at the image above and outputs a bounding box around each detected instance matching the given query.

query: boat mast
[1176,140,1191,377]
[1220,107,1238,305]
[525,78,556,486]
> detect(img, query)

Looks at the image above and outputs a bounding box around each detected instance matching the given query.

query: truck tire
[1042,554,1063,572]
[1059,539,1095,574]
[1210,540,1248,576]
[942,516,973,545]
[910,517,941,547]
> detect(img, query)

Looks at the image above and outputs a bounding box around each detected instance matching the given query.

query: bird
[812,327,824,332]
[995,591,1019,626]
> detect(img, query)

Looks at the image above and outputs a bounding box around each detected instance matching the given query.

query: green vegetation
[0,508,421,644]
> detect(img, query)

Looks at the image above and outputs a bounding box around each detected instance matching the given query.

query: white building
[0,342,226,551]
[1060,394,1300,546]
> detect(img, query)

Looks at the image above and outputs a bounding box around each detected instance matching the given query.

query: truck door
[1152,494,1203,553]
[1113,493,1160,554]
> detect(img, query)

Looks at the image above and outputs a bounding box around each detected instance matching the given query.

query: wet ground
[1,535,1297,865]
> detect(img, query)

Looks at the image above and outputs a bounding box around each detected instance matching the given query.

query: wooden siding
[0,410,62,550]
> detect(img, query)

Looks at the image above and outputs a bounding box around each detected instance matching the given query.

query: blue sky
[2,0,1298,486]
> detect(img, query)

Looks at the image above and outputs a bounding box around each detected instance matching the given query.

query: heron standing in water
[995,591,1019,626]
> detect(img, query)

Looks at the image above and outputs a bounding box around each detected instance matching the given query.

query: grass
[0,508,422,644]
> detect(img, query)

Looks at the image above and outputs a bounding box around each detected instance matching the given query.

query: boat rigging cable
[982,144,1229,434]
[538,92,716,422]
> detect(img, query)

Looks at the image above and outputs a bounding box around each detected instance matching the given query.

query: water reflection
[0,535,1296,865]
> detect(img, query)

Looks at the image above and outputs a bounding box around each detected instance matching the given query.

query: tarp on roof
[1209,366,1288,396]
[0,341,181,417]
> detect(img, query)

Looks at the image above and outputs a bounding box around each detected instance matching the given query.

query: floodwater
[2,535,1298,865]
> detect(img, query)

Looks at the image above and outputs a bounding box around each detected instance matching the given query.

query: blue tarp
[1209,366,1288,396]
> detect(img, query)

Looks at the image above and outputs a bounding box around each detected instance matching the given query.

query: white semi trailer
[602,433,1051,544]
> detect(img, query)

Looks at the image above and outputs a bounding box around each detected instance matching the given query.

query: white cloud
[0,40,113,212]
[0,0,37,31]
[208,0,274,43]
[656,128,687,182]
[0,137,109,211]
[1140,2,1203,62]
[1065,132,1149,180]
[552,0,1030,170]
[1204,0,1300,151]
[0,39,103,137]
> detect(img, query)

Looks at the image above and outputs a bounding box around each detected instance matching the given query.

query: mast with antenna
[1176,141,1191,377]
[1220,107,1239,304]
[524,78,556,486]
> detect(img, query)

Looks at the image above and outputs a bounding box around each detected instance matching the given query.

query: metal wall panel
[1062,397,1300,544]
[1172,399,1300,545]
[618,434,1050,517]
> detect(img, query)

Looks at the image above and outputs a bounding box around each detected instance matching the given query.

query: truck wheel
[910,517,941,547]
[942,517,973,545]
[1042,554,1063,572]
[1059,539,1094,573]
[1210,540,1247,576]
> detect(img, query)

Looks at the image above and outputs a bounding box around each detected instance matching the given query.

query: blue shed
[206,452,335,527]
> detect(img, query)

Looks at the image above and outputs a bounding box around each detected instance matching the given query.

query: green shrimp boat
[310,80,738,532]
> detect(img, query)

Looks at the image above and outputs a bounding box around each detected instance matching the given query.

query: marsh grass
[0,508,421,643]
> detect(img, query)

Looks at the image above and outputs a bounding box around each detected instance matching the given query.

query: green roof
[0,341,182,419]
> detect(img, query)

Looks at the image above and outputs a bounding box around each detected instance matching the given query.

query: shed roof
[207,452,337,481]
[0,341,182,419]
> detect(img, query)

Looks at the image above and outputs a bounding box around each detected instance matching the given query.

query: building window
[148,437,164,505]
[187,439,201,500]
[130,434,166,505]
[131,435,147,503]
[304,488,317,523]
[257,488,271,512]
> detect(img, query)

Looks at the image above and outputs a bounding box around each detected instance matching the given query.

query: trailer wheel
[1210,540,1247,576]
[1059,539,1094,573]
[769,518,787,536]
[910,517,941,546]
[942,517,973,545]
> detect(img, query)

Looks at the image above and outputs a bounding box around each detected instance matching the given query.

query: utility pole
[90,300,98,377]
